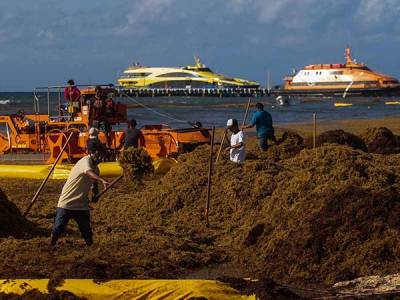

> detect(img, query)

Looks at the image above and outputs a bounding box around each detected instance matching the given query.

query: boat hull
[272,86,400,97]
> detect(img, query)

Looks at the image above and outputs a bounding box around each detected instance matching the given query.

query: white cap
[89,127,99,139]
[226,119,233,127]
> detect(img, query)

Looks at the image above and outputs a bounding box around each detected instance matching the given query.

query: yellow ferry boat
[281,47,400,96]
[117,56,259,89]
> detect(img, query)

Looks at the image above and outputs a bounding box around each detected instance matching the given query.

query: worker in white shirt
[224,118,246,163]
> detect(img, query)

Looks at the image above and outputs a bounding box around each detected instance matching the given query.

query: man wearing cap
[87,127,107,158]
[50,149,110,246]
[225,118,246,163]
[242,102,275,151]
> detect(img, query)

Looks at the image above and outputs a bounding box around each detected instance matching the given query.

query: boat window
[156,72,199,78]
[290,80,379,86]
[150,80,193,88]
[353,66,371,71]
[383,80,399,84]
[330,71,343,75]
[123,72,151,78]
[185,67,212,72]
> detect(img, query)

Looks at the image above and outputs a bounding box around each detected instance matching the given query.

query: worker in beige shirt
[51,149,110,246]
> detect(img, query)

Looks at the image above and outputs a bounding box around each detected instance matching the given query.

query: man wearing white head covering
[225,118,246,163]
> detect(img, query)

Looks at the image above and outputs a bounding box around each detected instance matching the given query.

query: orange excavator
[0,85,210,163]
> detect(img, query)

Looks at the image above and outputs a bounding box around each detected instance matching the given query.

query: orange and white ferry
[280,47,400,96]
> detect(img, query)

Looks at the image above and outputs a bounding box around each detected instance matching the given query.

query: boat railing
[33,84,115,117]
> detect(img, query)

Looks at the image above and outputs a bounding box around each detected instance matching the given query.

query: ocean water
[0,92,399,128]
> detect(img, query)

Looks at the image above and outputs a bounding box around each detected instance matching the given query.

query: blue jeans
[52,208,93,244]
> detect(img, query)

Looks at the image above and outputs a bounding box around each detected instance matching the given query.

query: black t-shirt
[124,128,141,148]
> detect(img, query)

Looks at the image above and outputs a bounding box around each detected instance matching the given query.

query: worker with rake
[225,118,246,163]
[50,149,110,246]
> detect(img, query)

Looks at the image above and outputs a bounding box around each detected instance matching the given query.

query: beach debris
[218,277,302,300]
[118,147,154,184]
[1,134,400,288]
[309,129,367,151]
[243,223,265,246]
[247,131,304,161]
[360,127,400,154]
[0,188,35,238]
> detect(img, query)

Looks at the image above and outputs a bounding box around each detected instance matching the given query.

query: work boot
[84,237,93,246]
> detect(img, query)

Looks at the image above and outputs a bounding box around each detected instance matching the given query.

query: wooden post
[215,130,227,163]
[313,113,317,149]
[47,88,51,116]
[57,88,61,117]
[205,126,215,227]
[242,98,252,126]
[23,132,74,217]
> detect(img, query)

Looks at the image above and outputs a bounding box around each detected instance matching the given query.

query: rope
[119,91,189,124]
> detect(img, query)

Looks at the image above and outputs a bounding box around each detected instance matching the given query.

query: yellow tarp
[0,279,255,300]
[0,158,177,180]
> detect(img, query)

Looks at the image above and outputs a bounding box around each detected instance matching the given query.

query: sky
[0,0,400,91]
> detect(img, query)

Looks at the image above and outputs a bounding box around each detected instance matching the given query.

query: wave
[0,99,11,105]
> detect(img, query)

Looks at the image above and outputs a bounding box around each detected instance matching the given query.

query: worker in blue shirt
[242,102,276,151]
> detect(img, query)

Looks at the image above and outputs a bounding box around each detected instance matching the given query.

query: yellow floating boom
[0,158,176,180]
[0,279,255,300]
[334,102,353,107]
